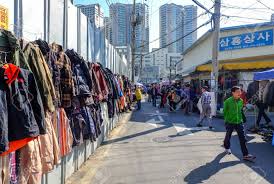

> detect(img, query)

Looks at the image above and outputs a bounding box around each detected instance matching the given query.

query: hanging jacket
[0,29,30,70]
[91,63,109,101]
[66,49,93,98]
[23,42,56,112]
[0,64,46,155]
[265,81,274,106]
[52,44,74,108]
[35,40,62,107]
[246,81,259,100]
[103,68,120,100]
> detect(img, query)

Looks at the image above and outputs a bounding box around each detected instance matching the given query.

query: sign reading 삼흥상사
[219,29,273,51]
[0,5,8,30]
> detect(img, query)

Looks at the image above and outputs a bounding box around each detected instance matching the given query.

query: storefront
[181,22,274,109]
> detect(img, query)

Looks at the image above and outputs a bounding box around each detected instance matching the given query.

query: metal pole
[169,58,171,82]
[211,0,221,108]
[131,0,136,82]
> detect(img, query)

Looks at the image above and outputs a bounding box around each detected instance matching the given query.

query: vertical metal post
[77,8,81,54]
[211,0,221,109]
[131,0,136,82]
[14,0,22,38]
[63,0,68,50]
[43,0,48,41]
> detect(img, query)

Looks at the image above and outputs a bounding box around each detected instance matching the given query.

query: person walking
[197,86,212,129]
[168,88,176,112]
[151,84,157,107]
[135,86,142,110]
[223,86,255,161]
[239,84,247,123]
[147,85,152,102]
[160,86,167,108]
[184,84,191,115]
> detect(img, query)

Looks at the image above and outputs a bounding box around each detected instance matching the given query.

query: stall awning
[254,68,274,80]
[196,60,274,72]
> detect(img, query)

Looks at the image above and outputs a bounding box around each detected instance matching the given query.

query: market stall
[251,68,274,143]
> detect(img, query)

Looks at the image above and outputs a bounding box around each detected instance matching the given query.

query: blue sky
[74,0,274,50]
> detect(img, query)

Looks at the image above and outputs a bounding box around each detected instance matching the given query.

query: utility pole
[211,0,221,108]
[131,0,136,82]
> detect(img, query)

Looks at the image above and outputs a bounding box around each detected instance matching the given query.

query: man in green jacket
[223,86,255,161]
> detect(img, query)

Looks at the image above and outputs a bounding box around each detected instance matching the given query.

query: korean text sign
[0,5,8,30]
[219,29,273,51]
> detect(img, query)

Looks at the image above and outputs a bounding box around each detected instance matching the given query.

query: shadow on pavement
[101,124,173,145]
[184,152,241,184]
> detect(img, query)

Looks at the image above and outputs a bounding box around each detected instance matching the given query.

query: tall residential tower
[159,4,197,53]
[109,3,149,52]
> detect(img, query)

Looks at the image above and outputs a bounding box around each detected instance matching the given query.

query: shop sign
[219,29,273,51]
[0,5,8,30]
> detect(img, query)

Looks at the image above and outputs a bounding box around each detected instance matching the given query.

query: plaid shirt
[201,91,211,104]
[50,43,74,108]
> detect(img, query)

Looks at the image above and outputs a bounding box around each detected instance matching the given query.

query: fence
[41,103,121,184]
[0,0,130,183]
[1,0,129,76]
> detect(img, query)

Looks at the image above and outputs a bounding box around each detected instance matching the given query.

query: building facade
[78,4,104,28]
[181,22,274,89]
[140,48,183,82]
[183,5,197,51]
[159,4,197,53]
[109,3,149,53]
[160,4,184,53]
[104,17,112,42]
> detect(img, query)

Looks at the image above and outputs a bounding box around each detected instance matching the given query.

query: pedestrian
[184,83,191,115]
[255,82,272,128]
[239,84,247,123]
[197,86,212,129]
[135,86,142,110]
[168,88,176,112]
[147,85,152,102]
[160,86,167,108]
[223,86,255,161]
[151,84,157,107]
[255,102,272,128]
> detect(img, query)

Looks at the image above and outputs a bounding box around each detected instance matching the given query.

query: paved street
[67,99,274,184]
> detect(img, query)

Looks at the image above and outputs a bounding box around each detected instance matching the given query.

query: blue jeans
[152,96,157,107]
[137,100,141,110]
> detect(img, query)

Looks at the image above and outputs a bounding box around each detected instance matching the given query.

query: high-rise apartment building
[159,4,197,53]
[183,5,197,50]
[160,4,184,53]
[78,4,104,28]
[109,3,149,52]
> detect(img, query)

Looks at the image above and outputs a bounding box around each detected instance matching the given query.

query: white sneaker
[226,149,232,155]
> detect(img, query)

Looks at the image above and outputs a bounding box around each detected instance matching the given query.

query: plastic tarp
[254,68,274,81]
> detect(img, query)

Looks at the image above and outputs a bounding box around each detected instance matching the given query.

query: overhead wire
[141,19,212,56]
[191,0,213,14]
[255,0,274,11]
[136,7,213,50]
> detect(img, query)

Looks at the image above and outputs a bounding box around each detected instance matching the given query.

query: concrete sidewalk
[66,101,274,184]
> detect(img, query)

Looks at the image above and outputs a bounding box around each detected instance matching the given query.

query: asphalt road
[67,99,274,184]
